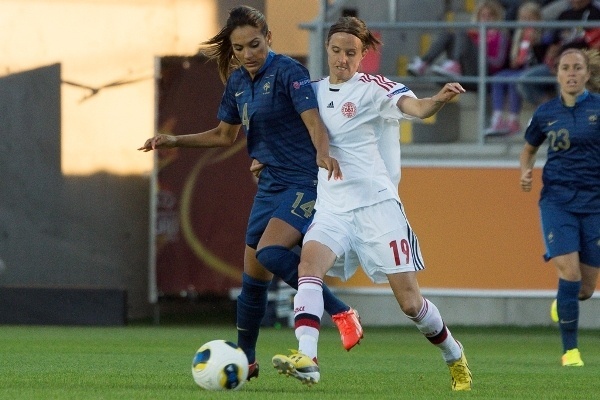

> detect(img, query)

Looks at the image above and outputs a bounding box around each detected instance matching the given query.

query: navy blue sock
[256,245,349,316]
[556,278,581,352]
[322,283,349,316]
[236,273,270,364]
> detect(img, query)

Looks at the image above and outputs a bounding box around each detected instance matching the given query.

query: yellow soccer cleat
[448,344,473,391]
[272,350,320,386]
[562,348,584,367]
[551,299,559,323]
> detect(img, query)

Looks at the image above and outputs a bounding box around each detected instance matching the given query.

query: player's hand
[316,154,342,181]
[138,134,177,152]
[250,159,265,178]
[434,82,466,103]
[520,169,533,192]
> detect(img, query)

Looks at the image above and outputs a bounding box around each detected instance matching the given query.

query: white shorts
[303,199,425,284]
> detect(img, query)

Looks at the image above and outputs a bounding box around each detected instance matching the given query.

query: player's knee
[256,245,295,280]
[298,258,322,278]
[398,299,421,318]
[255,245,286,269]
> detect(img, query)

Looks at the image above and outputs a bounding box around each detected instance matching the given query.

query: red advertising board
[153,56,255,298]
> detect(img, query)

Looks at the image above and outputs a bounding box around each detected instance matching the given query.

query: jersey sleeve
[373,82,417,121]
[281,61,318,115]
[216,75,241,125]
[524,111,546,147]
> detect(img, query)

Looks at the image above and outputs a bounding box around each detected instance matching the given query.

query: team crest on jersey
[341,102,357,118]
[262,81,271,94]
[589,114,598,124]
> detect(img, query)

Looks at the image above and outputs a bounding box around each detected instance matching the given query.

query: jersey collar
[242,51,275,80]
[575,90,589,104]
[257,51,275,75]
[561,89,589,106]
[328,72,360,88]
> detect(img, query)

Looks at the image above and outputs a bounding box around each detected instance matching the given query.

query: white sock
[298,335,319,362]
[491,110,503,126]
[408,298,462,363]
[294,277,323,360]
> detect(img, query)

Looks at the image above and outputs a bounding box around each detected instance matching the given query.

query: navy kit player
[139,5,363,380]
[272,16,473,391]
[520,48,600,367]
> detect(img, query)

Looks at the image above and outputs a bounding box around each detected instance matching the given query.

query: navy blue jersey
[217,51,318,191]
[524,91,600,212]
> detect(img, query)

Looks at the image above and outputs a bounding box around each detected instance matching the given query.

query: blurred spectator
[539,0,570,20]
[408,0,509,89]
[486,2,543,137]
[499,0,524,20]
[517,0,600,106]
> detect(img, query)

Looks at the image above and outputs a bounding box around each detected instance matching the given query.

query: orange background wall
[329,166,571,291]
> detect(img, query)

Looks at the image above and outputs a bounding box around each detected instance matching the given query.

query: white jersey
[313,72,415,212]
[379,119,401,187]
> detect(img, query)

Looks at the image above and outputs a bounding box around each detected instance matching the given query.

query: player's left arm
[300,108,342,181]
[398,82,465,119]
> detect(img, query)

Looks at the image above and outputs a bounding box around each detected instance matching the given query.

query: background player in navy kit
[138,5,363,379]
[520,48,600,367]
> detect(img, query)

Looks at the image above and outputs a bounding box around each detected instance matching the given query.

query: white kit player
[272,16,473,391]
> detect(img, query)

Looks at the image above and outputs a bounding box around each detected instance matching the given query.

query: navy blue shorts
[245,187,316,248]
[539,201,600,267]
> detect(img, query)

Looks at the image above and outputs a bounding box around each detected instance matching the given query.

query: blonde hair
[473,0,505,22]
[557,48,600,92]
[586,49,600,93]
[518,1,542,20]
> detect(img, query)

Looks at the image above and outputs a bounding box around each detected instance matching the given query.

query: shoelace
[333,315,354,335]
[450,363,471,382]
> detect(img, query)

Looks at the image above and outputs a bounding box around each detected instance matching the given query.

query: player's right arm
[519,142,538,192]
[138,121,242,151]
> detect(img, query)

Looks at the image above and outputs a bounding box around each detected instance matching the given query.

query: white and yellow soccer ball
[191,339,249,391]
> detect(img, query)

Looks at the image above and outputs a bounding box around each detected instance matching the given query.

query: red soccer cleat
[332,308,364,351]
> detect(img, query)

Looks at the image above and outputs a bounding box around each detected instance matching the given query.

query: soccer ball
[191,339,249,391]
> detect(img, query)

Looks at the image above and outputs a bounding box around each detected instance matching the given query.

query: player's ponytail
[199,5,269,83]
[585,49,600,93]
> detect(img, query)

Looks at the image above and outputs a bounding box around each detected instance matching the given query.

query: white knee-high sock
[294,276,324,360]
[407,297,462,363]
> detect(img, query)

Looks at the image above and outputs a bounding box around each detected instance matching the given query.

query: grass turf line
[1,325,599,399]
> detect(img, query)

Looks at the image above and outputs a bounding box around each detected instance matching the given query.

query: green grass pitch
[1,323,600,399]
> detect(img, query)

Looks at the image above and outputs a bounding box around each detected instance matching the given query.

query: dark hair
[326,16,381,53]
[200,5,269,83]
